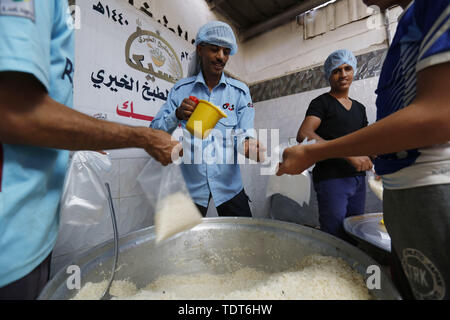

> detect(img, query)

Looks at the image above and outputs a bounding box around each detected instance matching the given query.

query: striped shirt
[374,0,450,189]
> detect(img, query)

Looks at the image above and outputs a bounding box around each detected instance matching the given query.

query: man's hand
[142,128,182,166]
[244,138,266,162]
[345,156,373,172]
[276,145,316,176]
[175,97,198,121]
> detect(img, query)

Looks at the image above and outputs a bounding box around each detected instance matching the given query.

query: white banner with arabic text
[74,0,192,128]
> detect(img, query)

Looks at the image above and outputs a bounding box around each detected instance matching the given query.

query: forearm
[298,129,325,144]
[296,116,325,143]
[299,129,365,164]
[0,94,150,151]
[306,101,450,163]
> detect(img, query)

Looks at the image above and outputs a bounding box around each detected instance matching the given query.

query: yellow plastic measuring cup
[186,99,227,139]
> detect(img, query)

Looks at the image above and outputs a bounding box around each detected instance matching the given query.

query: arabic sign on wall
[74,0,192,126]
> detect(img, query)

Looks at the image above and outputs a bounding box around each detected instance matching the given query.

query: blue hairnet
[324,49,357,81]
[195,21,238,55]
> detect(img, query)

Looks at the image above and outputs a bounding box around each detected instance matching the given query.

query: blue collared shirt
[150,71,255,207]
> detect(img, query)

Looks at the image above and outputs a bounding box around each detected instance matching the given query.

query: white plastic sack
[52,151,115,274]
[60,151,111,225]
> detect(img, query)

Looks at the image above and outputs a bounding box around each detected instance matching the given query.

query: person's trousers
[196,188,252,217]
[313,176,366,241]
[0,252,52,300]
[384,184,450,300]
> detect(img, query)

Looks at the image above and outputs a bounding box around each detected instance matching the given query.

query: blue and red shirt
[374,0,450,189]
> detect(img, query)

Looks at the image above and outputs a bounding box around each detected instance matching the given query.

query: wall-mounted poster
[74,0,192,127]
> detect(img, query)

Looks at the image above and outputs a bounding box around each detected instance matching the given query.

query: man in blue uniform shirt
[277,0,450,299]
[0,0,179,299]
[151,21,265,217]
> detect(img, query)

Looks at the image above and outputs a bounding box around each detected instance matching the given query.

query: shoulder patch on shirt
[174,76,196,90]
[0,0,35,22]
[226,78,249,94]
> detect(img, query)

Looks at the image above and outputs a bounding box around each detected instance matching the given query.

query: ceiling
[206,0,333,41]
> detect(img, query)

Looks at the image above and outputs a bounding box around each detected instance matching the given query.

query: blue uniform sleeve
[0,1,52,92]
[235,87,256,149]
[150,87,180,134]
[415,0,450,72]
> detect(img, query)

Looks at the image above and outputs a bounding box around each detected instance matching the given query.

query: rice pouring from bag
[154,192,202,242]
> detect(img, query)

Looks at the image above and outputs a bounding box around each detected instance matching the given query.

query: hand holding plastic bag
[263,138,316,176]
[275,139,317,176]
[265,140,313,207]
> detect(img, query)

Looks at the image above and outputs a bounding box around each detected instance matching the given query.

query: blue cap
[324,49,357,81]
[195,21,238,55]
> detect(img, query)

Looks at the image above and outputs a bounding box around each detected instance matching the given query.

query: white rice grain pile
[72,279,138,300]
[72,255,371,300]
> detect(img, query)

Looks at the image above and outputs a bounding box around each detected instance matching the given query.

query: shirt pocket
[217,112,237,127]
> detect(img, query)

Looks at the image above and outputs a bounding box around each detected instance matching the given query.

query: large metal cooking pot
[38,218,401,300]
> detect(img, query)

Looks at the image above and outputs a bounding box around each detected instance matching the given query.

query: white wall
[242,18,387,85]
[128,0,403,85]
[242,4,403,85]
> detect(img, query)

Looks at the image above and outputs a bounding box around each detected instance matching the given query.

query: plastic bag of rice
[137,158,202,243]
[154,192,202,242]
